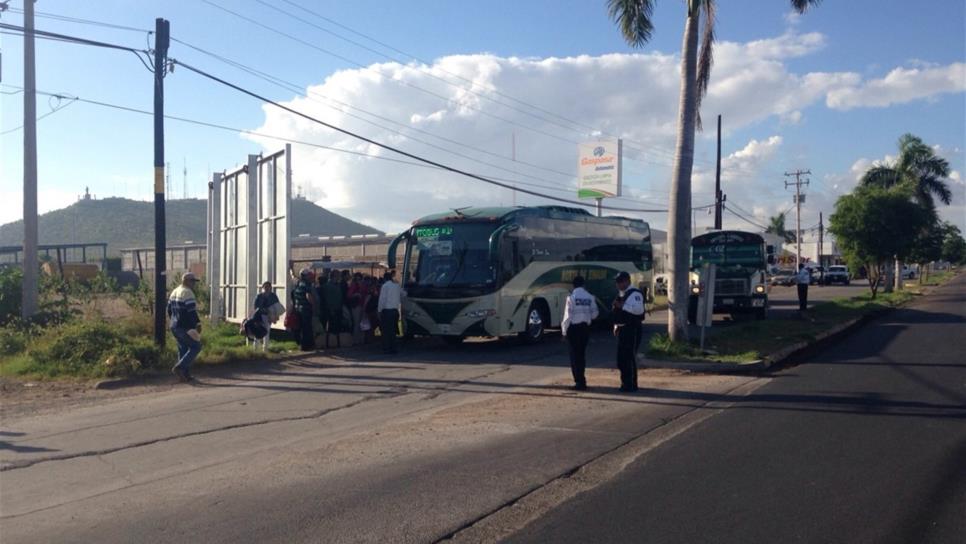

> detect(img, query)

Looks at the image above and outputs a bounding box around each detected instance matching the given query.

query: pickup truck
[824,265,850,285]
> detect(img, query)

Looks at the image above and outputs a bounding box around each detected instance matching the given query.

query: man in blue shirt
[167,272,202,382]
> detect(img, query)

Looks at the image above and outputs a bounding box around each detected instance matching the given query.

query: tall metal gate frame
[207,144,292,328]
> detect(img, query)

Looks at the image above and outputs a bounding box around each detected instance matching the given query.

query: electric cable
[169,59,668,213]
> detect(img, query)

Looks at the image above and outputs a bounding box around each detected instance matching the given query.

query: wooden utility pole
[21,0,38,320]
[153,18,170,346]
[785,169,810,269]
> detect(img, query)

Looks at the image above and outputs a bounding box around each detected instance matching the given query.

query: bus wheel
[755,304,768,320]
[687,296,698,325]
[520,302,548,343]
[442,336,464,345]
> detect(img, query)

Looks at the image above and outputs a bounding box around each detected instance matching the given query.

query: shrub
[0,327,27,356]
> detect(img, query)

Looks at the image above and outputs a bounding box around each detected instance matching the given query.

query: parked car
[901,265,917,280]
[769,269,796,286]
[824,265,850,285]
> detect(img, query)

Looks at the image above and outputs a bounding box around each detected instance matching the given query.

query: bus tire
[520,300,549,343]
[687,295,698,325]
[755,305,767,320]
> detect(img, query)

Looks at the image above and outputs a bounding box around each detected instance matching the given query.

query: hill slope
[0,197,382,255]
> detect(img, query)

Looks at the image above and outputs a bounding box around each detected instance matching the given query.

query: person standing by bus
[377,269,403,354]
[561,275,598,391]
[612,271,644,392]
[796,263,810,312]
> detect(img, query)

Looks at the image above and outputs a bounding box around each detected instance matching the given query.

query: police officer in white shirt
[795,263,811,311]
[562,275,599,390]
[612,271,645,392]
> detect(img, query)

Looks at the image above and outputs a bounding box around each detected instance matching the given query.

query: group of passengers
[289,268,402,354]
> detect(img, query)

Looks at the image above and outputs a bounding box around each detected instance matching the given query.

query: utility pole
[714,114,722,230]
[153,18,170,346]
[818,212,824,265]
[785,169,810,270]
[21,0,38,320]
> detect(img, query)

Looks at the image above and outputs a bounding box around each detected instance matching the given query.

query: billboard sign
[210,145,291,329]
[578,139,622,199]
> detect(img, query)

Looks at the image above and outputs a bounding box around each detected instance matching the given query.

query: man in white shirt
[612,271,645,392]
[562,275,599,390]
[796,263,811,312]
[377,269,404,354]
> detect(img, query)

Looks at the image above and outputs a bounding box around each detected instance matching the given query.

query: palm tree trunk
[667,8,700,342]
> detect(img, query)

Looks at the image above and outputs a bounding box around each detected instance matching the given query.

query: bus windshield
[407,223,498,289]
[692,244,763,268]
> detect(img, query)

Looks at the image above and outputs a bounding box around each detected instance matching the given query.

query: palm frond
[860,165,901,188]
[921,176,953,206]
[790,0,822,14]
[694,0,716,131]
[608,0,656,48]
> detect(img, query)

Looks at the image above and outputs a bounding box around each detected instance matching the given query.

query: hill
[0,197,382,255]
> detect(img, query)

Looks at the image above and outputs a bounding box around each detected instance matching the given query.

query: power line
[169,59,667,214]
[723,204,767,231]
[0,21,153,70]
[0,92,77,134]
[169,36,578,184]
[5,6,151,33]
[1,83,664,209]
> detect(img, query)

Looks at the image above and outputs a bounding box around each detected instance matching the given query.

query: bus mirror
[766,244,775,255]
[767,255,775,265]
[387,232,409,268]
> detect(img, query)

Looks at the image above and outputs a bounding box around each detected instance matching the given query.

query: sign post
[696,263,716,350]
[578,139,622,212]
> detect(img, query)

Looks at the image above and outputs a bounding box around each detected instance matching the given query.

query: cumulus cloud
[826,63,966,110]
[245,30,964,233]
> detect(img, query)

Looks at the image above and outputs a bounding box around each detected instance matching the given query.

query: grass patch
[647,289,916,364]
[0,316,299,380]
[195,323,298,365]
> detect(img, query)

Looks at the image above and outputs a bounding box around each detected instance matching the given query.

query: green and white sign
[577,139,622,199]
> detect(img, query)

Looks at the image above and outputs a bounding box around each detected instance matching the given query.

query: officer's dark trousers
[797,283,809,311]
[616,324,640,391]
[566,323,590,387]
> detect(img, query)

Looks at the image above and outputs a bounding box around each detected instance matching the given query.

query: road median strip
[642,271,959,373]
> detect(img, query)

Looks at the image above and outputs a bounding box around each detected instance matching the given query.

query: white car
[901,265,917,280]
[824,265,850,285]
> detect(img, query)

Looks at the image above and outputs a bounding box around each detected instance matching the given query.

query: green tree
[941,223,966,264]
[766,212,796,243]
[607,0,821,340]
[859,133,952,290]
[829,185,930,298]
[906,218,944,283]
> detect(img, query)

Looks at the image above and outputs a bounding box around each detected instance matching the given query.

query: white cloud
[244,31,964,233]
[826,63,966,110]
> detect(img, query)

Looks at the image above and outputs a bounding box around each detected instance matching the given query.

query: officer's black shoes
[572,383,588,391]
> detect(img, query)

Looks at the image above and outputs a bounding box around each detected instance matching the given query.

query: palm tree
[766,212,796,243]
[607,0,821,340]
[860,133,952,290]
[860,133,952,210]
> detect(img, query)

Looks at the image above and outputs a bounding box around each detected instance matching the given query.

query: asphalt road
[507,274,966,544]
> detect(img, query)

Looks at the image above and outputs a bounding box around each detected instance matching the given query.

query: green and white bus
[688,230,773,322]
[388,206,653,343]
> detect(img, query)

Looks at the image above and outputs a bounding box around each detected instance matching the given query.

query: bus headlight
[691,286,701,295]
[463,309,496,319]
[754,285,766,294]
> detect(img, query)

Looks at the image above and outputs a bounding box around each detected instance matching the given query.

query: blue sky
[1,0,964,236]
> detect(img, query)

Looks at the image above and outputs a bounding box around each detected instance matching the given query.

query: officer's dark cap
[614,271,631,283]
[572,275,585,288]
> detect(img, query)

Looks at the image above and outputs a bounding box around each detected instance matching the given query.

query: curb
[643,308,889,374]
